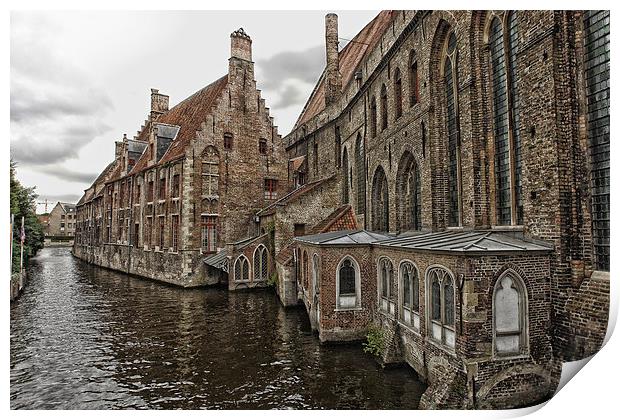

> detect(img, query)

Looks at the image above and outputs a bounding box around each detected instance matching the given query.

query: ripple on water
[11,247,425,409]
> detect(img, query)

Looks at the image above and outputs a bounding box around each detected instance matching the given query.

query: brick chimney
[324,13,342,106]
[230,28,252,62]
[150,88,169,120]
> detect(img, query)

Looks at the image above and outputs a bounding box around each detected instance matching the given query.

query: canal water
[10,247,426,409]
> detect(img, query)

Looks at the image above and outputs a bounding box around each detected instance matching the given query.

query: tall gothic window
[342,147,349,204]
[584,10,610,271]
[378,257,395,315]
[394,68,403,119]
[201,146,220,197]
[253,244,268,282]
[355,135,366,214]
[337,257,359,309]
[234,255,250,282]
[488,12,523,226]
[370,97,378,138]
[302,250,309,290]
[397,152,421,232]
[444,32,462,227]
[401,261,420,330]
[335,126,341,168]
[427,267,456,348]
[380,84,388,131]
[371,166,389,232]
[493,271,528,356]
[409,50,420,106]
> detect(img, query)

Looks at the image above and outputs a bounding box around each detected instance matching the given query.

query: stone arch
[476,364,552,403]
[396,151,422,232]
[371,165,389,232]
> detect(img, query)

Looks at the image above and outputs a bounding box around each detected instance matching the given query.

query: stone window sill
[334,307,363,312]
[490,353,530,362]
[426,336,457,356]
[397,320,421,337]
[490,225,524,232]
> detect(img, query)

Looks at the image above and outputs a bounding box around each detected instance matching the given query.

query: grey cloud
[35,165,99,184]
[272,84,307,109]
[38,193,82,204]
[257,45,325,89]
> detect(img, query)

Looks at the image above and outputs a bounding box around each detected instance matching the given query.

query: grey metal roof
[296,229,393,246]
[375,230,553,254]
[203,249,229,272]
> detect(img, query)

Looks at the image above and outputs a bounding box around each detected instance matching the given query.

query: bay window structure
[253,244,268,282]
[201,215,217,253]
[443,31,462,227]
[234,255,250,282]
[400,261,420,330]
[427,266,456,348]
[378,257,395,316]
[486,11,523,226]
[493,270,528,356]
[336,256,360,309]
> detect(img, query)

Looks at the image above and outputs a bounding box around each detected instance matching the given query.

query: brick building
[73,28,288,286]
[282,10,609,409]
[47,202,76,237]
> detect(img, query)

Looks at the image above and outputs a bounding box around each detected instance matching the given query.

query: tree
[10,160,45,273]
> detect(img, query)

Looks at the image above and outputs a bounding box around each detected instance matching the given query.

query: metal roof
[203,249,229,272]
[295,229,393,246]
[375,230,553,254]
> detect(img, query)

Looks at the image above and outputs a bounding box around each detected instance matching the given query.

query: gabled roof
[76,160,117,206]
[256,175,335,216]
[375,230,554,254]
[128,75,228,176]
[294,11,394,129]
[296,229,392,246]
[309,204,358,234]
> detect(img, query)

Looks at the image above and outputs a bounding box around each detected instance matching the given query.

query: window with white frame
[493,271,528,356]
[253,245,268,282]
[378,257,395,315]
[400,261,420,330]
[336,257,360,309]
[427,267,456,348]
[234,255,250,282]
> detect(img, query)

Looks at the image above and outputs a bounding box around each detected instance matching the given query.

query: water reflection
[11,248,425,409]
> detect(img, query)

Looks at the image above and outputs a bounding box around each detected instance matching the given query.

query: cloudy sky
[10,10,378,213]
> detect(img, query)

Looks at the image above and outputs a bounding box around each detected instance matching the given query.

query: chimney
[325,13,342,106]
[230,28,252,62]
[150,88,169,120]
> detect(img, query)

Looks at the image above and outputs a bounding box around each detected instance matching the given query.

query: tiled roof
[294,11,394,129]
[76,160,117,206]
[275,244,294,265]
[203,249,230,273]
[309,204,358,234]
[375,230,554,254]
[256,175,335,216]
[296,229,393,246]
[128,75,228,176]
[289,155,306,172]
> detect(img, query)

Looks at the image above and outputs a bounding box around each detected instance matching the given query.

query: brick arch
[395,150,422,232]
[476,364,553,403]
[487,262,535,302]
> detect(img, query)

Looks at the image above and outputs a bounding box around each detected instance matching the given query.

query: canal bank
[10,247,426,409]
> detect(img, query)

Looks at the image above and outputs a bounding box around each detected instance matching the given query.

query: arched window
[400,261,420,330]
[355,135,366,214]
[335,126,341,168]
[370,96,377,138]
[493,271,528,356]
[443,31,462,227]
[253,244,268,282]
[337,257,360,309]
[371,166,389,232]
[201,146,220,197]
[312,253,320,294]
[234,255,250,282]
[396,152,421,232]
[427,266,456,348]
[394,68,403,118]
[487,12,523,226]
[380,84,388,131]
[302,250,309,290]
[409,50,420,106]
[342,147,349,204]
[378,257,395,315]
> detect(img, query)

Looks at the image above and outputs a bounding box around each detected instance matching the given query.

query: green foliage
[362,325,386,357]
[10,160,45,273]
[267,272,278,287]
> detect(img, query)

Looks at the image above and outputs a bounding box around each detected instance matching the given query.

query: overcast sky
[10,10,378,213]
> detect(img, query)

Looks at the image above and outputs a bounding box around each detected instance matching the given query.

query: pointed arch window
[370,97,377,138]
[253,244,268,282]
[302,250,309,290]
[312,253,320,295]
[337,257,360,309]
[394,68,403,118]
[397,153,421,232]
[355,135,366,214]
[380,84,388,131]
[443,32,462,227]
[409,50,420,106]
[493,271,528,356]
[378,257,395,315]
[400,261,420,330]
[371,166,389,232]
[234,255,250,282]
[427,267,456,348]
[487,12,523,226]
[342,147,349,204]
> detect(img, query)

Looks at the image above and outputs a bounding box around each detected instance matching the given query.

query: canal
[10,247,426,409]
